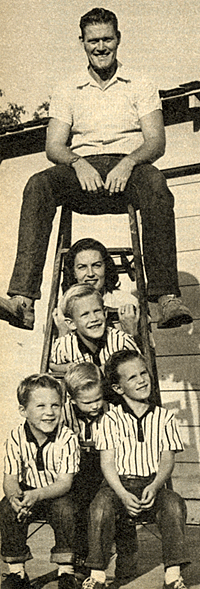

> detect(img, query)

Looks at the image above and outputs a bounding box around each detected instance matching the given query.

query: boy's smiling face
[19,387,62,440]
[115,358,151,404]
[70,293,106,342]
[73,384,104,418]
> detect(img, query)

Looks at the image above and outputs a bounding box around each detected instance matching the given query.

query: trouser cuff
[1,551,33,564]
[50,551,74,564]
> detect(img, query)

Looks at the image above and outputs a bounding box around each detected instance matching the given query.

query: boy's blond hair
[17,373,63,408]
[64,362,102,400]
[60,284,104,319]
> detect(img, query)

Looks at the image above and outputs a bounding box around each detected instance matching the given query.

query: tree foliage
[33,99,50,120]
[0,91,50,132]
[0,92,26,131]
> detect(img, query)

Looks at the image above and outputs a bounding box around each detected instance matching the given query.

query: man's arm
[100,449,142,516]
[104,109,166,194]
[46,118,104,192]
[141,450,175,509]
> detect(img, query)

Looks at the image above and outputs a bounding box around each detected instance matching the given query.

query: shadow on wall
[153,271,200,462]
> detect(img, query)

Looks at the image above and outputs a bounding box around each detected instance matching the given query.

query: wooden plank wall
[149,173,200,524]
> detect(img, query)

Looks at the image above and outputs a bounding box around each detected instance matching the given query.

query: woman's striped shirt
[4,420,80,488]
[95,401,184,477]
[51,327,139,368]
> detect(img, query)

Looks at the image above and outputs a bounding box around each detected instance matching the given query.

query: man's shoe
[58,573,77,589]
[82,578,105,589]
[0,296,34,330]
[1,572,31,588]
[163,575,188,589]
[157,295,193,329]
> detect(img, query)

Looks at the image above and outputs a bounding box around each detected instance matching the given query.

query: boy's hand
[118,304,139,336]
[53,306,69,336]
[9,489,24,515]
[122,490,142,516]
[141,483,157,509]
[19,489,40,512]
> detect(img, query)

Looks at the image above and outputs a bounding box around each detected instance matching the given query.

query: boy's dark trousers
[0,487,75,564]
[85,475,190,579]
[71,445,103,561]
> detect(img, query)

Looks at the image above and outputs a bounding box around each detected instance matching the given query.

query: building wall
[0,120,200,522]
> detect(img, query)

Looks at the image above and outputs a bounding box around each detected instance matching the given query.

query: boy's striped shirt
[4,420,80,488]
[51,327,139,368]
[95,402,184,477]
[63,394,109,446]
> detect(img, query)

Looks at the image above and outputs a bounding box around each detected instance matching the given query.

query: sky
[0,0,200,492]
[1,0,200,118]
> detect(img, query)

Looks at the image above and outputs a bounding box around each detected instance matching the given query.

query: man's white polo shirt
[49,63,162,157]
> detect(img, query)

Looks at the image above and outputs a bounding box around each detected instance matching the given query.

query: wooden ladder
[40,204,161,407]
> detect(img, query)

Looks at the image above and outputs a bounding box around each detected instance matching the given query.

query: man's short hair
[17,373,63,408]
[64,362,102,400]
[80,7,119,39]
[105,349,149,386]
[60,284,104,319]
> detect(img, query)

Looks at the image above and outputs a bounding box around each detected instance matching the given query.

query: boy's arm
[3,473,24,514]
[19,472,74,512]
[141,450,175,508]
[49,362,69,373]
[101,449,142,515]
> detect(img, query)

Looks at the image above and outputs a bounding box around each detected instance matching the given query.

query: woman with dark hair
[53,237,140,338]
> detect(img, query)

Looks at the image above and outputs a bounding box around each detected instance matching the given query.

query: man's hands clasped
[73,155,135,195]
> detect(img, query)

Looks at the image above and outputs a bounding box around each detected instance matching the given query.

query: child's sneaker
[82,578,105,589]
[1,572,31,588]
[163,576,188,589]
[58,573,77,589]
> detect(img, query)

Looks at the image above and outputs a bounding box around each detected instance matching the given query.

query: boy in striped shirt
[0,374,80,589]
[83,350,190,589]
[63,363,107,571]
[50,284,139,373]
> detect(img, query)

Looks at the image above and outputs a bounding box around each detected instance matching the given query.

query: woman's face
[74,249,105,292]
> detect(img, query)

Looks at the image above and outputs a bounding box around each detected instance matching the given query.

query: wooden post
[128,204,161,405]
[40,208,72,373]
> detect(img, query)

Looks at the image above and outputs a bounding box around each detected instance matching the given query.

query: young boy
[0,373,80,589]
[83,350,190,589]
[63,362,109,569]
[50,284,139,373]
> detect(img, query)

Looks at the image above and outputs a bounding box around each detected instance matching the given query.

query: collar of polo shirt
[76,61,131,89]
[120,396,156,419]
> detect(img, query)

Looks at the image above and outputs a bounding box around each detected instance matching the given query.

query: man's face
[116,358,151,403]
[73,384,104,417]
[20,387,62,439]
[82,22,120,73]
[71,293,106,341]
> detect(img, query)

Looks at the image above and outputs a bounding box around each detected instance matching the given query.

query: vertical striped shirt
[51,327,139,368]
[95,401,184,476]
[4,420,80,488]
[63,394,110,447]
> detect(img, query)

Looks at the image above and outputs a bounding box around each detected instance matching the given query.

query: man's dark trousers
[8,155,181,302]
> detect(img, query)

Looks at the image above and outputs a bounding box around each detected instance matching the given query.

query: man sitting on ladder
[0,7,192,332]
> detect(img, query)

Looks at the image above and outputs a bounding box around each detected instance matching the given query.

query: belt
[120,474,156,480]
